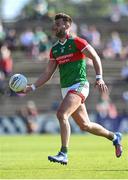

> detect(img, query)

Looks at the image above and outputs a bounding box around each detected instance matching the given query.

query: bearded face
[55,28,66,38]
[53,18,70,39]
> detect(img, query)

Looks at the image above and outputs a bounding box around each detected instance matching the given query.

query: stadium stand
[0,52,127,116]
[0,16,128,116]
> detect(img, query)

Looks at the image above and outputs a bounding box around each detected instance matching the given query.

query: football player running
[24,13,122,165]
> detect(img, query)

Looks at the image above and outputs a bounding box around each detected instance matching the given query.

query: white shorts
[61,81,89,103]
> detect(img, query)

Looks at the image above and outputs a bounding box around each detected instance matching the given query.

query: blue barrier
[0,113,128,134]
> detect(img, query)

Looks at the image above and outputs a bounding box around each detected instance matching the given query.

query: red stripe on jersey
[56,51,85,64]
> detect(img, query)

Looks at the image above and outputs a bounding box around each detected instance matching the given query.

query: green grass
[0,134,128,179]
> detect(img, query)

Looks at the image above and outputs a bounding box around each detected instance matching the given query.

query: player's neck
[59,37,66,43]
[59,33,70,43]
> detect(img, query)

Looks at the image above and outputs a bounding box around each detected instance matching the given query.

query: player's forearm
[31,60,57,91]
[92,56,103,77]
[34,73,52,89]
[83,45,103,77]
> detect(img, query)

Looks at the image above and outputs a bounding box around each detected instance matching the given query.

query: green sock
[60,146,68,154]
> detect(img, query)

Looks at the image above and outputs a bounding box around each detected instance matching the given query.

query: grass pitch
[0,134,128,179]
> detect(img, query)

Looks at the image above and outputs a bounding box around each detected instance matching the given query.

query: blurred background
[0,0,128,135]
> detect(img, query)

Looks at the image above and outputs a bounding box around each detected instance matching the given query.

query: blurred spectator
[0,71,6,95]
[32,26,49,60]
[47,7,56,18]
[80,24,92,43]
[16,100,39,133]
[5,29,17,51]
[121,45,128,60]
[70,22,78,36]
[80,24,102,49]
[34,0,48,19]
[0,22,6,47]
[20,28,34,58]
[96,92,118,125]
[34,26,48,43]
[122,91,128,101]
[103,31,122,59]
[122,91,128,115]
[110,0,122,22]
[38,37,50,61]
[88,25,101,50]
[121,60,128,82]
[0,45,13,77]
[110,0,128,22]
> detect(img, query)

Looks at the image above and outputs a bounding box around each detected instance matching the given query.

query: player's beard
[56,29,66,39]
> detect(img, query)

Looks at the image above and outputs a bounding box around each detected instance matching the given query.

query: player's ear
[65,22,71,29]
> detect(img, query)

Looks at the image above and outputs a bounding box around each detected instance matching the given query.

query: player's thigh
[72,103,90,127]
[58,93,82,118]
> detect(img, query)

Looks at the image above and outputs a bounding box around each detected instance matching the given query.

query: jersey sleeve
[49,49,56,61]
[74,37,89,52]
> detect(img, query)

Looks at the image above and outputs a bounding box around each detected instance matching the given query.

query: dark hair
[55,13,72,24]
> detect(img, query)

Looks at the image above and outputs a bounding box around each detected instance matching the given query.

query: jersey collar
[58,34,70,45]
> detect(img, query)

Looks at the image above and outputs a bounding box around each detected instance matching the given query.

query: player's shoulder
[74,36,89,45]
[67,34,79,41]
[74,35,85,41]
[67,35,84,44]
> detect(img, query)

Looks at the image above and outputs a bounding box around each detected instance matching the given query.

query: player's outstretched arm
[25,60,57,93]
[83,44,108,94]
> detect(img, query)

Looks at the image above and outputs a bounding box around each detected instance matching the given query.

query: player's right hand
[95,79,109,94]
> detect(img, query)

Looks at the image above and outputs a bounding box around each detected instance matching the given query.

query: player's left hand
[95,79,109,94]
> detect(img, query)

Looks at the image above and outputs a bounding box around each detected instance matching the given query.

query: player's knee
[80,122,90,131]
[56,110,68,122]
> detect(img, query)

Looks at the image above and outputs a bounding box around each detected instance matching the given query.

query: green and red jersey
[50,35,89,88]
